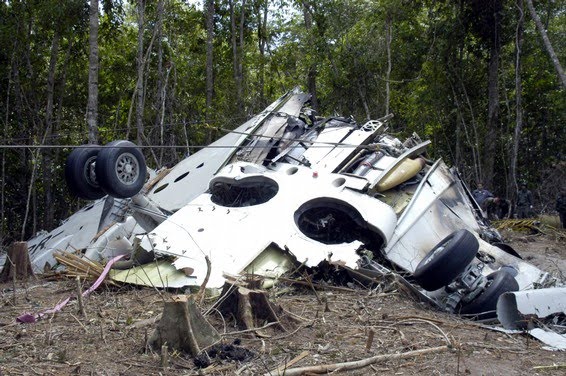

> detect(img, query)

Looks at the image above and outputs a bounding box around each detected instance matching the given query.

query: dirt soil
[1,229,565,376]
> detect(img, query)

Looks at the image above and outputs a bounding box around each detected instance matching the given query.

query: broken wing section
[140,161,398,288]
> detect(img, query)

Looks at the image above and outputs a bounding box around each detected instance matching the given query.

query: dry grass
[1,233,565,376]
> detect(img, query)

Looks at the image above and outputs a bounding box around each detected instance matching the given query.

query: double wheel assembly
[65,140,147,200]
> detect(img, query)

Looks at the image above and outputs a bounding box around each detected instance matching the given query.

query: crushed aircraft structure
[4,88,564,349]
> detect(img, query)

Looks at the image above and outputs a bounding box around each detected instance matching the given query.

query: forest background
[0,0,564,248]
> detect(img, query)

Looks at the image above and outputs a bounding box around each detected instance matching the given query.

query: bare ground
[1,229,565,376]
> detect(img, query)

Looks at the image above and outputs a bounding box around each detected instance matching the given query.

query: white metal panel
[141,161,398,288]
[26,199,107,272]
[146,90,297,212]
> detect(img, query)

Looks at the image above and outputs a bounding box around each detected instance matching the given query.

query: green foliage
[0,0,564,245]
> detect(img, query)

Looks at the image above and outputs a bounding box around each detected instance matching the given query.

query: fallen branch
[270,350,310,375]
[221,321,280,337]
[532,364,566,371]
[277,277,357,293]
[195,255,211,305]
[395,318,452,346]
[263,345,450,376]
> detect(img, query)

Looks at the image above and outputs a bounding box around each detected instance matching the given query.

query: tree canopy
[0,0,564,245]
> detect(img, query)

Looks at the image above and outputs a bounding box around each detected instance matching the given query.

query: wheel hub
[115,153,139,185]
[86,157,99,186]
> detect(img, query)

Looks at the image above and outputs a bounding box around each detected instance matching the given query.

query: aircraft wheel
[413,229,479,291]
[458,270,519,320]
[65,145,105,200]
[95,140,146,198]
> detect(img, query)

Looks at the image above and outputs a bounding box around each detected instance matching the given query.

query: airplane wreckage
[3,88,565,350]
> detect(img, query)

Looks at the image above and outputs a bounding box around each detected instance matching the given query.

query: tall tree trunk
[136,0,146,145]
[239,0,246,110]
[155,0,165,164]
[53,40,73,220]
[21,15,42,241]
[525,0,566,89]
[1,51,14,245]
[158,64,171,166]
[87,0,99,144]
[257,0,268,108]
[230,0,244,115]
[42,31,60,230]
[385,13,392,116]
[509,0,524,203]
[205,0,215,139]
[302,1,318,111]
[483,44,499,188]
[482,7,501,189]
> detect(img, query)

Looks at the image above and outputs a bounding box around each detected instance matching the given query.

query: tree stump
[148,295,220,357]
[0,242,34,283]
[216,283,298,337]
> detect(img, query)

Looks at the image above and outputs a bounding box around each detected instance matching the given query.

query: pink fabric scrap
[16,254,125,323]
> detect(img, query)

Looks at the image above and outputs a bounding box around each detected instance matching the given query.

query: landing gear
[95,140,147,198]
[65,145,105,200]
[413,229,479,291]
[65,140,146,199]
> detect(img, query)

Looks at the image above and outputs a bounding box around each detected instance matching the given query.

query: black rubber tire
[413,229,479,291]
[95,140,146,198]
[459,270,519,320]
[64,145,106,200]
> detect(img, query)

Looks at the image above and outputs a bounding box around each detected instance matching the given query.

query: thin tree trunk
[525,0,566,89]
[21,15,42,241]
[126,26,158,141]
[53,40,73,220]
[87,0,99,144]
[257,0,268,108]
[42,31,60,230]
[483,30,500,188]
[158,65,171,167]
[357,79,370,120]
[155,0,165,164]
[448,76,479,180]
[302,1,318,111]
[136,0,146,145]
[385,13,392,116]
[455,110,461,168]
[1,51,14,245]
[230,0,243,114]
[239,0,246,111]
[510,0,524,203]
[205,0,215,140]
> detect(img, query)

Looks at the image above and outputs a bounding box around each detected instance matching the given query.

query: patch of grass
[537,214,561,228]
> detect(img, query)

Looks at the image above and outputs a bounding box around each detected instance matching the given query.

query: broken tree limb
[270,350,310,375]
[195,255,211,305]
[264,345,450,376]
[277,276,357,293]
[0,242,34,283]
[525,0,566,89]
[149,295,220,357]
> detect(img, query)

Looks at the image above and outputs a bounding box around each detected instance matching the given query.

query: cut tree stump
[216,282,298,337]
[148,295,220,357]
[0,242,34,283]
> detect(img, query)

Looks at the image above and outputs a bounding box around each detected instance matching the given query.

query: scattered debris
[193,342,256,369]
[497,288,566,350]
[0,88,564,367]
[265,345,451,376]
